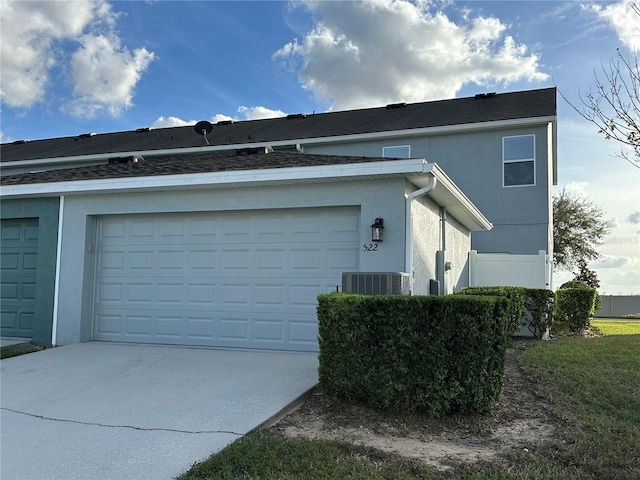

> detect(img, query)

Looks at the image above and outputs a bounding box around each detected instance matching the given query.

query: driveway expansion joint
[1,407,243,436]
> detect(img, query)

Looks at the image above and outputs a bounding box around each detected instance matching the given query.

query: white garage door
[93,207,360,351]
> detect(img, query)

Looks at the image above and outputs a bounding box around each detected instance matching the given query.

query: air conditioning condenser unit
[342,272,411,295]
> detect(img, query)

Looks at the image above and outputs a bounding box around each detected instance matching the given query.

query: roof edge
[1,116,556,172]
[0,158,430,198]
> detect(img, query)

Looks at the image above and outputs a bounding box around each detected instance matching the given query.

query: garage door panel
[328,248,360,270]
[96,278,340,312]
[156,316,183,338]
[95,314,120,335]
[94,208,359,350]
[1,219,38,337]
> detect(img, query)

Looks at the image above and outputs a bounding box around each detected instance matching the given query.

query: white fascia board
[5,116,556,170]
[0,158,431,198]
[424,163,493,232]
[298,116,557,147]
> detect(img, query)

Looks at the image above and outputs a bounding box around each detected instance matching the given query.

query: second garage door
[0,218,38,338]
[93,207,360,351]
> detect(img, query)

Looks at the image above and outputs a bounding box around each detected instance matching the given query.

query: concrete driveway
[1,342,318,480]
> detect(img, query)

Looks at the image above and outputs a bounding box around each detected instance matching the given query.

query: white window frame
[502,134,536,187]
[382,145,411,158]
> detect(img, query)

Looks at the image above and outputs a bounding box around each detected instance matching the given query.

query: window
[383,145,410,158]
[503,135,535,187]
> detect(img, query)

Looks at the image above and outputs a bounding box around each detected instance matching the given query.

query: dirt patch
[270,342,556,471]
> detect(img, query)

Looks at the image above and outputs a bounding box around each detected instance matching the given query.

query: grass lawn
[178,330,640,480]
[0,342,43,359]
[592,319,640,335]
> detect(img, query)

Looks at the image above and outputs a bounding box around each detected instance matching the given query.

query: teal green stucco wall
[1,198,59,346]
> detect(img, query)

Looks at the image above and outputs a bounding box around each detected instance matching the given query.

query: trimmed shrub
[560,280,602,312]
[317,293,511,415]
[460,286,527,336]
[554,287,598,335]
[461,286,554,339]
[524,289,555,338]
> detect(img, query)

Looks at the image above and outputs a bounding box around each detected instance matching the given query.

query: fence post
[469,250,477,287]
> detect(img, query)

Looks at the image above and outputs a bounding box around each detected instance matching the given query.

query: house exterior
[0,151,490,350]
[0,87,556,349]
[2,87,556,260]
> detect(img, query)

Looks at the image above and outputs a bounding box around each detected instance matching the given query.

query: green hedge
[461,286,554,339]
[554,288,598,335]
[559,280,602,312]
[317,293,511,415]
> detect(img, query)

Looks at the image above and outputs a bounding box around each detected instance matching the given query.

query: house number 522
[362,243,378,252]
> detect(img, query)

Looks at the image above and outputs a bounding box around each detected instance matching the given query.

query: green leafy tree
[553,189,610,279]
[572,259,601,290]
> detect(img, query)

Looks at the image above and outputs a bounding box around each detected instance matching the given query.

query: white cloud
[607,217,620,229]
[152,116,197,128]
[273,0,549,110]
[0,0,154,118]
[212,114,235,123]
[590,0,640,51]
[237,106,286,120]
[628,211,640,224]
[151,108,283,129]
[563,181,590,195]
[63,34,155,118]
[594,254,639,269]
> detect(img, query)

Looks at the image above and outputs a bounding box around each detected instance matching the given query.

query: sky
[1,0,639,295]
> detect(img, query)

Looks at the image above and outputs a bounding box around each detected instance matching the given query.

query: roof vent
[12,139,30,144]
[135,127,154,132]
[474,92,497,99]
[78,132,96,139]
[216,120,234,125]
[286,113,306,119]
[235,146,272,156]
[108,155,144,165]
[386,102,406,109]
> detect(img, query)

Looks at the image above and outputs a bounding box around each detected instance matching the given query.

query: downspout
[437,207,447,295]
[51,195,64,346]
[296,143,304,153]
[405,176,437,294]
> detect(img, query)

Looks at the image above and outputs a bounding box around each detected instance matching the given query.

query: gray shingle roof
[1,88,556,162]
[0,150,395,186]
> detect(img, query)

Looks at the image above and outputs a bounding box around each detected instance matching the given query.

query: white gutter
[405,176,438,294]
[4,116,556,171]
[51,195,64,346]
[1,158,430,198]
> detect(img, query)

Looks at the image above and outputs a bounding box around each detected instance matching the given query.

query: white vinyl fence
[469,250,551,289]
[469,250,552,338]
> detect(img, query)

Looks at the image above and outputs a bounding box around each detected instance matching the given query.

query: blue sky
[1,0,639,294]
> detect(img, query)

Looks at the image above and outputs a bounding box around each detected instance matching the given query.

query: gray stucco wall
[0,198,59,345]
[409,190,472,296]
[444,214,472,294]
[54,179,413,345]
[409,193,439,296]
[304,123,552,256]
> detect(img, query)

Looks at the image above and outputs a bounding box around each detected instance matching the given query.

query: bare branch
[559,25,640,169]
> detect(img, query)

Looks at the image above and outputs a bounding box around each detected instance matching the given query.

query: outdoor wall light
[371,217,384,242]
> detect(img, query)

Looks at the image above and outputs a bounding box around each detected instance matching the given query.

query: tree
[560,3,640,169]
[572,259,601,290]
[553,189,610,277]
